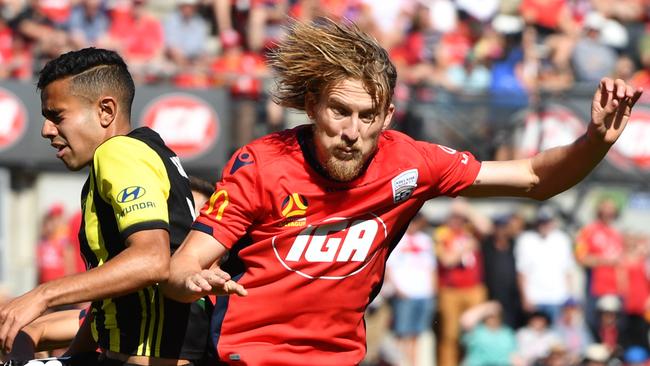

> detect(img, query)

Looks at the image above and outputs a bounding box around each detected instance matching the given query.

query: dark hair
[37,47,135,117]
[189,176,214,198]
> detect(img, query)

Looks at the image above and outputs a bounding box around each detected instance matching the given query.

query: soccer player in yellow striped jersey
[0,48,224,366]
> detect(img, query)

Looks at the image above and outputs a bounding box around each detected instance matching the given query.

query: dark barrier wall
[0,81,231,179]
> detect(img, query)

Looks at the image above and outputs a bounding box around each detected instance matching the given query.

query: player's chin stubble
[324,151,364,182]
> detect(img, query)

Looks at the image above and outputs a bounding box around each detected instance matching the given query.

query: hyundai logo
[117,186,146,203]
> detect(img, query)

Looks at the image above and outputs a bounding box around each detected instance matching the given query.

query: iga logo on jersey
[142,94,219,159]
[0,87,27,152]
[272,214,387,280]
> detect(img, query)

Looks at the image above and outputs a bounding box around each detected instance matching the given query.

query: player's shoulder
[379,129,419,148]
[94,130,161,165]
[378,129,441,157]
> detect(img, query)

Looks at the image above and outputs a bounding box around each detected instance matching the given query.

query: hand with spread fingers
[184,268,248,297]
[0,288,48,354]
[590,77,643,145]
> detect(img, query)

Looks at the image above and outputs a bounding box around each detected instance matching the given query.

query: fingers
[2,323,20,355]
[630,88,644,108]
[599,78,642,112]
[223,280,248,297]
[186,273,211,293]
[185,269,235,294]
[0,312,10,352]
[614,78,627,99]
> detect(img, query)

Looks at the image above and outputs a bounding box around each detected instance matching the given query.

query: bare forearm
[39,246,168,309]
[528,130,610,200]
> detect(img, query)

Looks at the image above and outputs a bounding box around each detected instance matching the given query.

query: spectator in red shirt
[210,30,268,148]
[576,197,624,337]
[36,204,74,285]
[105,0,166,83]
[620,233,650,348]
[435,199,492,366]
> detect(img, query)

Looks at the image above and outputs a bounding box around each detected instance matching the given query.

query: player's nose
[41,119,58,139]
[341,115,360,142]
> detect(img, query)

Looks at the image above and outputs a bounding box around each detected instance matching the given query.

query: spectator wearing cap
[582,344,611,366]
[553,298,593,364]
[516,310,561,365]
[575,197,624,338]
[163,0,210,73]
[538,343,572,366]
[596,295,623,353]
[571,12,619,83]
[624,346,649,366]
[515,206,576,323]
[481,213,524,328]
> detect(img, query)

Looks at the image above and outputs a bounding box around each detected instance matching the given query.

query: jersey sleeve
[93,136,171,240]
[415,141,481,197]
[192,146,261,249]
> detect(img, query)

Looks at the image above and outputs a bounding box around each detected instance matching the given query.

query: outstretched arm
[0,229,170,352]
[462,78,642,199]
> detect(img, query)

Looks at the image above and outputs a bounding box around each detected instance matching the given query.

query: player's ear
[98,96,117,128]
[304,92,317,121]
[381,104,395,130]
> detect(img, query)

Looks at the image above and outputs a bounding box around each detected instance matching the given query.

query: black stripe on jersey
[78,178,96,269]
[120,220,169,242]
[92,173,124,260]
[115,291,145,354]
[151,289,162,357]
[191,222,213,236]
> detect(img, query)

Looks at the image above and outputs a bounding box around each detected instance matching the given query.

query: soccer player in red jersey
[163,19,642,365]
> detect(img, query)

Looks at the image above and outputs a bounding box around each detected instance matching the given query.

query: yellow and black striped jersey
[78,127,208,360]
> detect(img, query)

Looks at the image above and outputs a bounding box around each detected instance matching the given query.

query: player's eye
[331,107,347,117]
[360,113,376,123]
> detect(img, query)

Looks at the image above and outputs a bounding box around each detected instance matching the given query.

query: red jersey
[575,222,624,296]
[194,125,481,365]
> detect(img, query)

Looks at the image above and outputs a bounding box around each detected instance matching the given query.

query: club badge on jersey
[391,169,419,203]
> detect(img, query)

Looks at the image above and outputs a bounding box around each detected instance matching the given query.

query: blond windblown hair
[269,18,397,112]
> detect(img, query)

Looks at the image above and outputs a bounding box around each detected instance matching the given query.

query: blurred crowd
[3,0,650,152]
[1,0,650,95]
[364,197,650,366]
